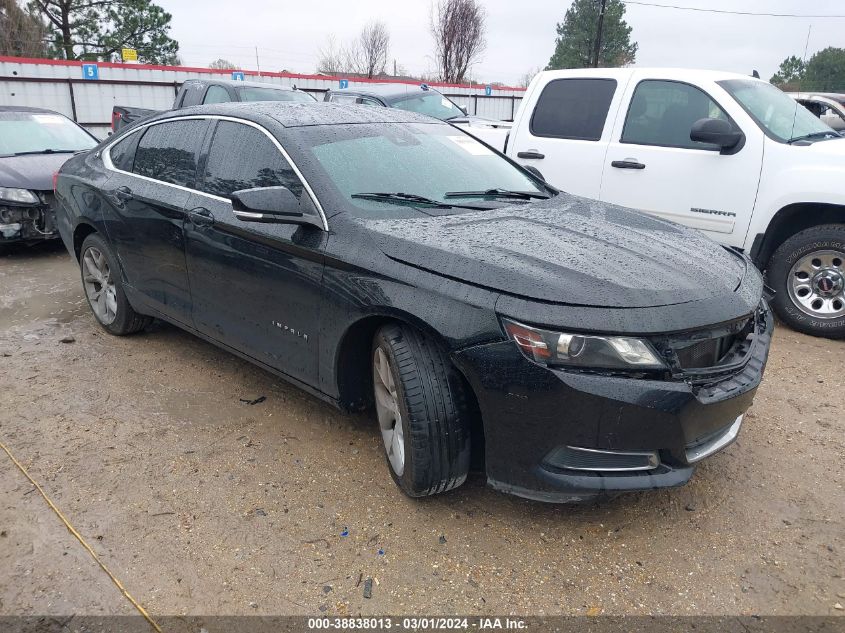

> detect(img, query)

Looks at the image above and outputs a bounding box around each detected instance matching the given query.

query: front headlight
[502,318,665,370]
[0,187,39,205]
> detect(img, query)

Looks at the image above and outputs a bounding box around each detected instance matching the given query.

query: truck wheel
[80,233,152,336]
[371,323,472,497]
[767,224,845,339]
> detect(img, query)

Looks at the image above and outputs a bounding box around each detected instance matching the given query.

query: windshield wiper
[787,131,842,144]
[350,192,488,210]
[445,188,550,200]
[12,149,80,156]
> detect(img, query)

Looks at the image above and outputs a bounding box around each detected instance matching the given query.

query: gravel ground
[0,243,843,618]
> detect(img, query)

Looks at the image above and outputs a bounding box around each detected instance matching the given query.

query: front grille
[674,335,734,369]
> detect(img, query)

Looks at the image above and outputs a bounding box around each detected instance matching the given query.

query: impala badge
[272,321,308,341]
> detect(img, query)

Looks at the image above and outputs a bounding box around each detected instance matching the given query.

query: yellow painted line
[0,439,162,633]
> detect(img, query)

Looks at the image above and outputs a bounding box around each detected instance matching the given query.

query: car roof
[536,67,758,83]
[158,101,441,128]
[327,82,435,101]
[0,105,65,114]
[184,78,299,91]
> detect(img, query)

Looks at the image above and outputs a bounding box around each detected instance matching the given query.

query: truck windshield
[237,87,316,103]
[0,111,97,157]
[291,122,548,217]
[719,79,836,143]
[391,92,465,121]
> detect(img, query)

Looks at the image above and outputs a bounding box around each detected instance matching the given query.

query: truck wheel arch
[749,202,845,269]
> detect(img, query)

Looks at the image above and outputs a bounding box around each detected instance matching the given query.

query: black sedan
[54,103,773,502]
[0,106,98,246]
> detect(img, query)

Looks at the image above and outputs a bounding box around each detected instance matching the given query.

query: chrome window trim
[101,114,329,231]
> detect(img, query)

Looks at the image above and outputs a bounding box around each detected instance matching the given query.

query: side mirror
[460,106,468,116]
[523,165,545,182]
[690,118,743,152]
[231,186,321,227]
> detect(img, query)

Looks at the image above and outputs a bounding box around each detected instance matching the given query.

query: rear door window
[203,85,231,104]
[530,78,617,140]
[109,132,140,171]
[133,119,208,188]
[621,80,730,149]
[199,121,304,199]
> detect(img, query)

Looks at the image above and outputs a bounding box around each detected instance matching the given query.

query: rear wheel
[80,233,151,335]
[372,324,472,497]
[767,224,845,339]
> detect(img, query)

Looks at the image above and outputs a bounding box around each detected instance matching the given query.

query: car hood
[361,194,747,309]
[0,153,75,190]
[802,136,845,157]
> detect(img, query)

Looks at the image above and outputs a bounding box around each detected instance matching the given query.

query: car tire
[372,323,472,497]
[79,233,152,336]
[766,224,845,339]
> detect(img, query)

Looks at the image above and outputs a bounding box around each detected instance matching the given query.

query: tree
[802,47,845,92]
[350,21,389,78]
[1,0,48,57]
[431,0,486,83]
[770,55,805,87]
[29,0,179,63]
[546,0,637,70]
[518,67,541,88]
[316,35,351,75]
[209,58,237,70]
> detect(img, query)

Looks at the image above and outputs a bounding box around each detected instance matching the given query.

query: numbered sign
[82,64,99,80]
[485,85,492,96]
[231,71,245,81]
[339,79,349,89]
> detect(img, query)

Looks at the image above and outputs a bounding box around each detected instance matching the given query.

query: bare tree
[316,35,352,75]
[518,67,541,88]
[431,0,486,83]
[208,58,236,70]
[350,21,389,78]
[0,0,48,57]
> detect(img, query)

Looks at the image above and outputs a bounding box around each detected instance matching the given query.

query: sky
[162,0,845,86]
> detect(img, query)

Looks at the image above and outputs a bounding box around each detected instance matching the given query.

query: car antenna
[751,70,760,79]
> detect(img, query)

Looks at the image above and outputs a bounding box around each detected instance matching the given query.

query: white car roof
[536,67,760,84]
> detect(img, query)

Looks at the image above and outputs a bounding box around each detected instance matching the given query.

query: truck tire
[80,233,152,336]
[767,224,845,339]
[371,323,472,497]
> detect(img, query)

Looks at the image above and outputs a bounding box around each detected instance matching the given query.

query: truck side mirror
[690,118,743,153]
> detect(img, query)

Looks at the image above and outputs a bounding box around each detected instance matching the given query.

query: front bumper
[453,305,774,502]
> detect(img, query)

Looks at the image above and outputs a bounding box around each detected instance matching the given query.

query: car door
[182,118,327,386]
[102,118,211,325]
[507,76,624,199]
[599,79,763,244]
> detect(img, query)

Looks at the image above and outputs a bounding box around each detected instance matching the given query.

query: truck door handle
[187,207,214,227]
[517,150,545,159]
[611,159,646,170]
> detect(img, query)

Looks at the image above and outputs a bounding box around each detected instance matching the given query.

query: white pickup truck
[500,68,845,339]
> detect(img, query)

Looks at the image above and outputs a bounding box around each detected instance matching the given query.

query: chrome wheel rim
[373,347,405,476]
[82,247,118,325]
[788,249,845,320]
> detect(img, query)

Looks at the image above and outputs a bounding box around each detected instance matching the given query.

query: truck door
[508,77,624,200]
[599,79,763,246]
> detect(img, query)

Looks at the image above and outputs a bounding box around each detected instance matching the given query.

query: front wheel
[372,324,472,497]
[80,233,152,335]
[767,224,845,339]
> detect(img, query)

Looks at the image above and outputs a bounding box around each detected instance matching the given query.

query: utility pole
[255,46,261,77]
[393,59,397,77]
[592,0,607,68]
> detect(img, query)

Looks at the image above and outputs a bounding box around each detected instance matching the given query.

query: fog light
[544,445,659,472]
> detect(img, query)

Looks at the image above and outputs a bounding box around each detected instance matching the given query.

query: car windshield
[719,79,836,143]
[391,92,465,121]
[237,87,315,102]
[0,111,97,156]
[291,122,547,217]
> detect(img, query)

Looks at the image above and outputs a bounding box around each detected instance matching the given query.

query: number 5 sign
[82,64,99,80]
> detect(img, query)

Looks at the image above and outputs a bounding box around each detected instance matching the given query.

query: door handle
[187,207,214,227]
[112,186,133,201]
[517,150,545,159]
[611,159,646,170]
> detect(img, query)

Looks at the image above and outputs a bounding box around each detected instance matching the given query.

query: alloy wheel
[82,247,118,325]
[787,249,845,320]
[373,346,405,476]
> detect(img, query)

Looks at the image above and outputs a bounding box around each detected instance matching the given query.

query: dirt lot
[1,242,843,618]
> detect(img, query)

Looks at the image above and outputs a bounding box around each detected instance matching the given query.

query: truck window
[203,85,231,104]
[133,120,208,188]
[529,78,617,141]
[622,80,729,150]
[199,121,304,199]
